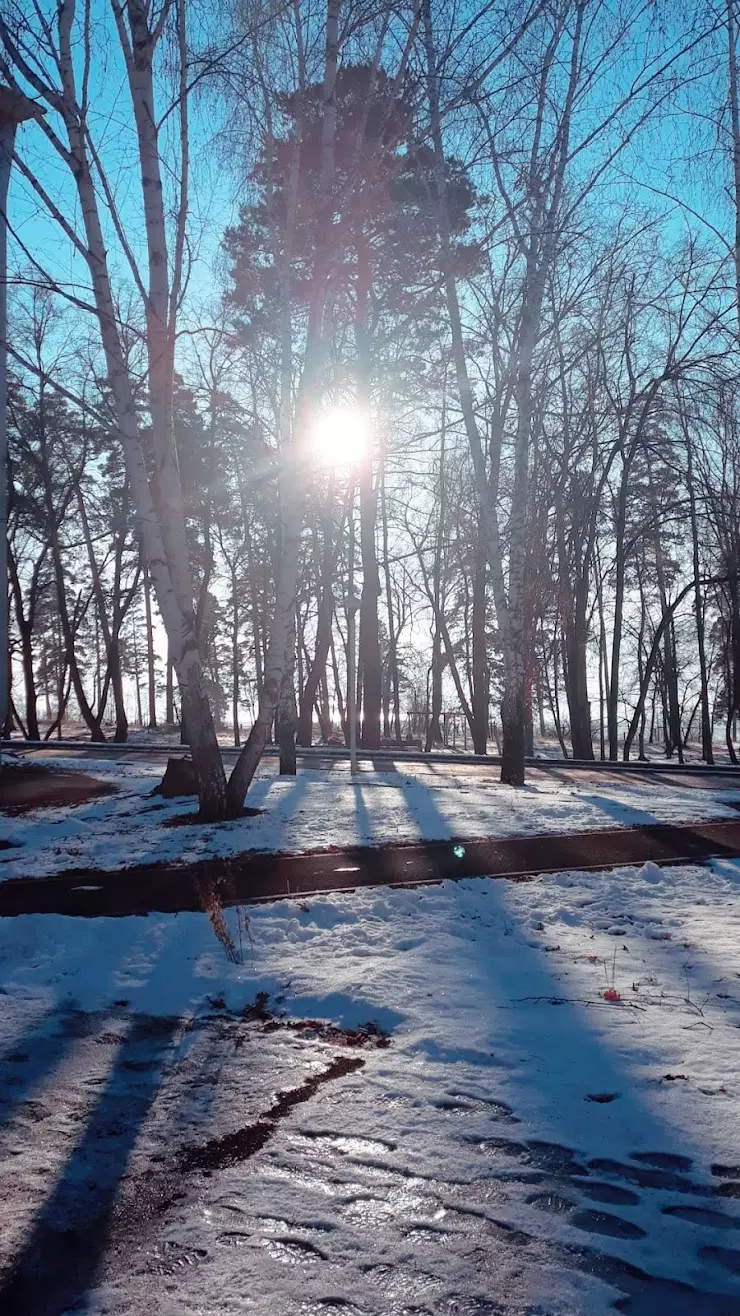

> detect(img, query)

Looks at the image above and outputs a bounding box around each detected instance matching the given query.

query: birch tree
[0,0,228,815]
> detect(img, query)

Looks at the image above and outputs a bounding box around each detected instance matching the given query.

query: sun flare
[311,405,370,469]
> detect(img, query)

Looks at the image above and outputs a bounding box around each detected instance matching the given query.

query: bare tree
[0,0,227,814]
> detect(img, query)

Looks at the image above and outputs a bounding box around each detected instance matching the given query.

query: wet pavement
[1,816,740,918]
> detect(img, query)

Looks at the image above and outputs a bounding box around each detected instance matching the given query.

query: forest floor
[2,757,740,1312]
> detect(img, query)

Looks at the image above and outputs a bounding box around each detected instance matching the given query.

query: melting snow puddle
[289,1132,396,1159]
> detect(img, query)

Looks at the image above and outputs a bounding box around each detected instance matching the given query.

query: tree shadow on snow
[355,769,456,847]
[384,773,740,1311]
[0,1004,97,1139]
[351,774,377,846]
[0,1014,177,1316]
[251,769,312,824]
[578,791,659,828]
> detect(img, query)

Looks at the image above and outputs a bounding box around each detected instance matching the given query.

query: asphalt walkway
[2,814,740,918]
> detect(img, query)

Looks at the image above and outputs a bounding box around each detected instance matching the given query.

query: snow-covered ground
[1,856,740,1311]
[2,756,740,879]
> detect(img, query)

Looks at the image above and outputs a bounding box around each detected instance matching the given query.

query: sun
[311,405,370,469]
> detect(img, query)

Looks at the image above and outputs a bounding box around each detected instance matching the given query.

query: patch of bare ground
[180,1052,367,1173]
[241,990,392,1048]
[0,763,118,815]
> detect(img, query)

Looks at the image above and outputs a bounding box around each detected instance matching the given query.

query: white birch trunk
[0,121,16,744]
[47,0,227,814]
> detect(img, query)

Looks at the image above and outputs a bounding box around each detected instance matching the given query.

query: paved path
[2,815,740,918]
[6,737,740,780]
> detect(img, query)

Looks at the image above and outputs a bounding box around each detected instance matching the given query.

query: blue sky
[5,0,242,363]
[3,0,736,386]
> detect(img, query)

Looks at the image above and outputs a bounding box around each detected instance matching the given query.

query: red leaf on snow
[602,988,621,1002]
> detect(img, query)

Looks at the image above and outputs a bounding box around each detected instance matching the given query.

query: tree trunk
[684,425,713,762]
[43,490,104,740]
[623,579,700,760]
[277,647,298,777]
[166,651,175,726]
[8,545,40,741]
[379,462,402,744]
[646,452,683,761]
[317,671,332,741]
[48,2,227,814]
[72,475,130,742]
[728,573,740,762]
[132,622,143,726]
[297,599,332,747]
[17,617,39,740]
[596,559,609,760]
[422,0,578,787]
[501,685,526,784]
[426,627,443,751]
[109,635,128,743]
[143,563,157,729]
[242,516,264,705]
[330,627,346,742]
[608,463,629,759]
[356,241,382,751]
[426,395,447,751]
[230,564,240,747]
[563,574,593,759]
[524,682,534,757]
[227,482,301,808]
[470,523,488,754]
[0,116,22,740]
[226,0,339,808]
[297,521,337,746]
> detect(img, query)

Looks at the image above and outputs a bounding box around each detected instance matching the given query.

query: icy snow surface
[2,757,740,878]
[1,857,740,1310]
